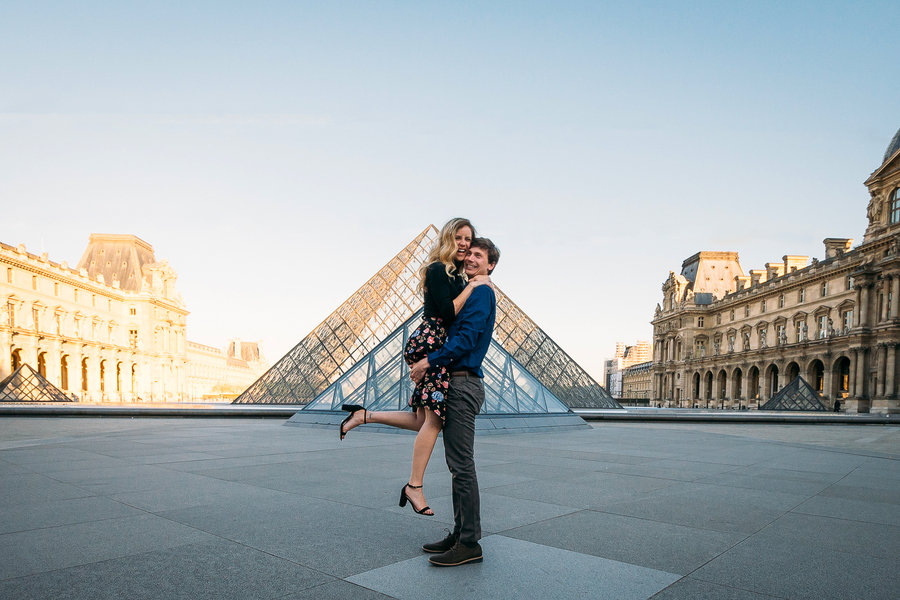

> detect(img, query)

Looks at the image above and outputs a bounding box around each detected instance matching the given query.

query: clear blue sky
[1,1,897,379]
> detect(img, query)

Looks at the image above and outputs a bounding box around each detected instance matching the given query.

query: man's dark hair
[470,237,500,274]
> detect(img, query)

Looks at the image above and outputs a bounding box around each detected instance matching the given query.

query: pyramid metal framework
[234,226,620,409]
[760,376,827,411]
[304,308,574,415]
[0,363,73,403]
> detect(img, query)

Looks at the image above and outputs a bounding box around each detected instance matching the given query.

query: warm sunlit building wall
[1,234,266,402]
[651,130,900,413]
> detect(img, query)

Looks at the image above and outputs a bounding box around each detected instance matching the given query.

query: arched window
[61,356,69,390]
[81,358,89,392]
[37,352,47,377]
[11,349,22,371]
[888,187,900,225]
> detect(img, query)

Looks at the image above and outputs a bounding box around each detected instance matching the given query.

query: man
[410,237,499,567]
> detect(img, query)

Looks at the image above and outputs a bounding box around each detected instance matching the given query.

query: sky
[1,1,898,380]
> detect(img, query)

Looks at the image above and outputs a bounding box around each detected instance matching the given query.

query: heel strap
[406,483,423,489]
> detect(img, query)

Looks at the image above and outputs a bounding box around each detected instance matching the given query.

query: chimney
[783,255,808,273]
[823,238,853,259]
[750,269,767,286]
[765,262,785,280]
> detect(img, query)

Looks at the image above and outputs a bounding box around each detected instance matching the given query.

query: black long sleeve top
[422,261,466,326]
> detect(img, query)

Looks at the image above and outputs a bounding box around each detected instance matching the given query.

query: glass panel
[305,387,336,410]
[340,361,371,399]
[373,333,403,369]
[484,385,516,414]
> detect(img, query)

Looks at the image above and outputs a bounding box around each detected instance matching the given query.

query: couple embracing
[339,218,500,567]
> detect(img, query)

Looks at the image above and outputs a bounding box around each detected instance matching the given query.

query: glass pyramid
[760,376,827,411]
[234,226,620,409]
[0,363,74,403]
[304,308,572,415]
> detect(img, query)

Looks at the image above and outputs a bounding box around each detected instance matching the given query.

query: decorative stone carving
[867,191,884,225]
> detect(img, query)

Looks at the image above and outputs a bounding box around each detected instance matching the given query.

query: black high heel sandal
[399,483,433,516]
[339,404,366,441]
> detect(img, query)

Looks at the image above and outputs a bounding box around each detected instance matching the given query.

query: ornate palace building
[651,129,900,413]
[621,361,653,404]
[1,234,266,402]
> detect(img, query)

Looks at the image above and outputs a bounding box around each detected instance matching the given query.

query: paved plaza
[0,416,897,599]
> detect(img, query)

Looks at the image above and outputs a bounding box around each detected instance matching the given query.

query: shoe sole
[422,546,447,554]
[428,555,483,567]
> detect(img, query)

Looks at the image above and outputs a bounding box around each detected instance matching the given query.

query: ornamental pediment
[837,299,856,311]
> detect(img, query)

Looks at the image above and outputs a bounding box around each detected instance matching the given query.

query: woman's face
[454,226,473,262]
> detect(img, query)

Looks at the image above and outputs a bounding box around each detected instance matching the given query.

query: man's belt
[451,370,478,378]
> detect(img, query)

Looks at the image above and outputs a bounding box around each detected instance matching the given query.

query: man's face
[464,246,494,277]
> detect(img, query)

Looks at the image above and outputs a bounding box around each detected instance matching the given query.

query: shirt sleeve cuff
[427,350,446,366]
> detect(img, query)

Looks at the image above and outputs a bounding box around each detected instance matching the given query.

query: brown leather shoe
[428,541,483,566]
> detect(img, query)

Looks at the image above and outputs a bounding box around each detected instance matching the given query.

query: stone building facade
[622,360,653,404]
[1,234,266,402]
[651,130,900,414]
[604,340,652,398]
[187,339,267,400]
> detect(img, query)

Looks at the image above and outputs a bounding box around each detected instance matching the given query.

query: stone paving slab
[0,417,897,599]
[503,509,744,574]
[0,539,333,600]
[347,535,680,600]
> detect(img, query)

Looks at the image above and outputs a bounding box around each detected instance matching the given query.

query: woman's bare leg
[404,408,442,515]
[342,407,424,434]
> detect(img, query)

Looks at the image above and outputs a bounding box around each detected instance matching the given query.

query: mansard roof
[884,127,900,163]
[77,234,157,292]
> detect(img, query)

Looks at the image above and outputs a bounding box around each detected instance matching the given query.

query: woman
[339,218,490,516]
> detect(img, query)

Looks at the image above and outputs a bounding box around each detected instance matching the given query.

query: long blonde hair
[417,218,476,293]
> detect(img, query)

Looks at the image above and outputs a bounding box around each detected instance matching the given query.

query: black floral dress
[404,262,466,423]
[404,317,450,421]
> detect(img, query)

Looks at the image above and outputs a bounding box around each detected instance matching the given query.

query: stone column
[855,348,867,398]
[886,345,897,399]
[822,362,833,401]
[876,345,886,398]
[891,274,900,319]
[880,284,890,322]
[860,286,870,327]
[0,333,10,379]
[854,288,863,327]
[20,336,39,370]
[46,341,62,389]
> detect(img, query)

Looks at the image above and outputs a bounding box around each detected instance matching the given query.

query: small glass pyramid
[0,363,74,403]
[304,309,572,415]
[234,225,620,409]
[760,376,827,411]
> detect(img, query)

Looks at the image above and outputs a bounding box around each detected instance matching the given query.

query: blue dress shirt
[427,285,496,377]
